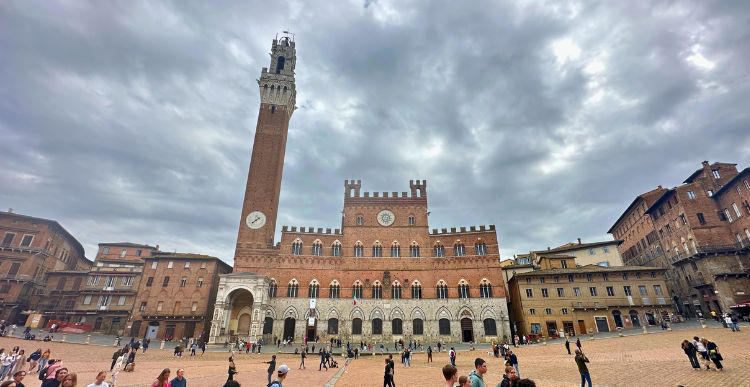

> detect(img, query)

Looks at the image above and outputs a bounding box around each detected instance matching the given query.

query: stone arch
[370,307,384,320]
[265,306,277,319]
[457,306,475,319]
[480,307,497,320]
[350,307,365,320]
[282,306,299,319]
[304,308,319,319]
[327,308,340,319]
[410,307,426,320]
[390,307,405,320]
[436,306,453,320]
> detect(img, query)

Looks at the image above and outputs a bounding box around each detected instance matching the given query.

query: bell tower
[236,35,296,251]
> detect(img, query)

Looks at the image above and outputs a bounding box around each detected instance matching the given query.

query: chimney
[547,247,550,250]
[7,208,13,213]
[577,238,582,245]
[702,160,709,167]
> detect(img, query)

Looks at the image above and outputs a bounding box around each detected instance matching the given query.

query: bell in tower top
[266,33,296,77]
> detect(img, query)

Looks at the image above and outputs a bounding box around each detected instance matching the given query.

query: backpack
[39,366,48,380]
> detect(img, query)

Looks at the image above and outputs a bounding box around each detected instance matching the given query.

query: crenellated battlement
[344,180,428,200]
[281,225,343,235]
[429,225,495,235]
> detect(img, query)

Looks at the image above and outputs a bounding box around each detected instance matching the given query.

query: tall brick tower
[236,35,296,251]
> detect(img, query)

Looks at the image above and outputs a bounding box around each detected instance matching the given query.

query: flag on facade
[353,294,358,305]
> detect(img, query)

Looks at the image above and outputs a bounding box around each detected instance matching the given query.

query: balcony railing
[667,239,750,264]
[0,274,33,281]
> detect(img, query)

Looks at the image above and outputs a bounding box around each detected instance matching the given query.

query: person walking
[318,350,328,371]
[692,336,711,370]
[565,338,571,355]
[449,347,456,367]
[27,349,41,373]
[169,368,186,387]
[111,354,125,387]
[150,369,170,387]
[264,355,277,386]
[442,364,458,387]
[703,339,723,370]
[142,339,150,354]
[109,349,122,372]
[226,357,237,382]
[86,371,109,387]
[497,365,517,387]
[575,338,581,351]
[38,350,50,376]
[681,340,700,370]
[730,314,740,332]
[0,351,13,381]
[468,358,487,387]
[574,349,592,387]
[403,348,411,367]
[299,350,306,370]
[427,346,433,363]
[508,350,519,378]
[383,357,394,387]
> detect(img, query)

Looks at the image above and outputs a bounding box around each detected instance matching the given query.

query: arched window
[329,280,340,299]
[275,56,285,74]
[408,215,416,226]
[458,280,470,299]
[412,318,424,335]
[479,279,493,298]
[391,242,400,257]
[352,280,363,299]
[287,279,299,298]
[411,281,422,299]
[372,281,382,299]
[311,240,323,256]
[372,242,383,257]
[372,318,383,335]
[436,280,449,299]
[439,318,451,335]
[409,242,420,257]
[475,241,487,256]
[331,241,342,257]
[354,242,364,257]
[392,318,403,335]
[328,318,339,334]
[268,279,278,298]
[291,239,303,255]
[356,215,364,226]
[352,318,362,335]
[454,242,466,257]
[391,281,402,299]
[308,280,319,298]
[434,243,445,257]
[483,319,497,336]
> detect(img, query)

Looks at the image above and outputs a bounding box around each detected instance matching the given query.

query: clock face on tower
[245,211,267,229]
[377,209,396,227]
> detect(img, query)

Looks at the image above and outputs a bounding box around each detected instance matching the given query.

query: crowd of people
[680,336,725,371]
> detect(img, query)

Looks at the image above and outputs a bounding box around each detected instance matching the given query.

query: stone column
[209,301,226,344]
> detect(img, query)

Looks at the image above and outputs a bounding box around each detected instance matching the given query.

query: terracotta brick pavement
[1,328,747,386]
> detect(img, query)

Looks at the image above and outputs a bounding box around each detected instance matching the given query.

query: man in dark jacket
[497,365,517,387]
[565,338,571,355]
[110,348,122,371]
[574,349,592,387]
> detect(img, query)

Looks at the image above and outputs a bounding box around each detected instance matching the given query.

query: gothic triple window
[354,242,364,257]
[391,242,400,257]
[372,281,382,299]
[287,279,299,298]
[458,280,470,299]
[352,281,363,299]
[479,279,493,298]
[372,242,383,257]
[391,281,402,300]
[331,242,342,257]
[454,242,466,257]
[409,242,420,257]
[311,241,322,256]
[308,280,320,299]
[475,242,487,256]
[437,281,449,299]
[291,240,303,255]
[411,281,422,299]
[434,244,445,257]
[329,280,340,299]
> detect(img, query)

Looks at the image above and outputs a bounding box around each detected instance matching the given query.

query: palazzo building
[208,35,509,344]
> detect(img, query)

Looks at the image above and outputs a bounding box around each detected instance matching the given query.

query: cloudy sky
[2,0,749,263]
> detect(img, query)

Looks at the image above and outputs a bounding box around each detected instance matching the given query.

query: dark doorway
[306,320,316,341]
[612,310,623,328]
[645,312,656,325]
[184,322,196,338]
[563,321,575,336]
[130,320,142,337]
[165,324,176,340]
[460,318,474,342]
[546,321,559,337]
[283,317,296,341]
[595,317,610,332]
[93,317,103,331]
[577,320,586,335]
[629,310,641,327]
